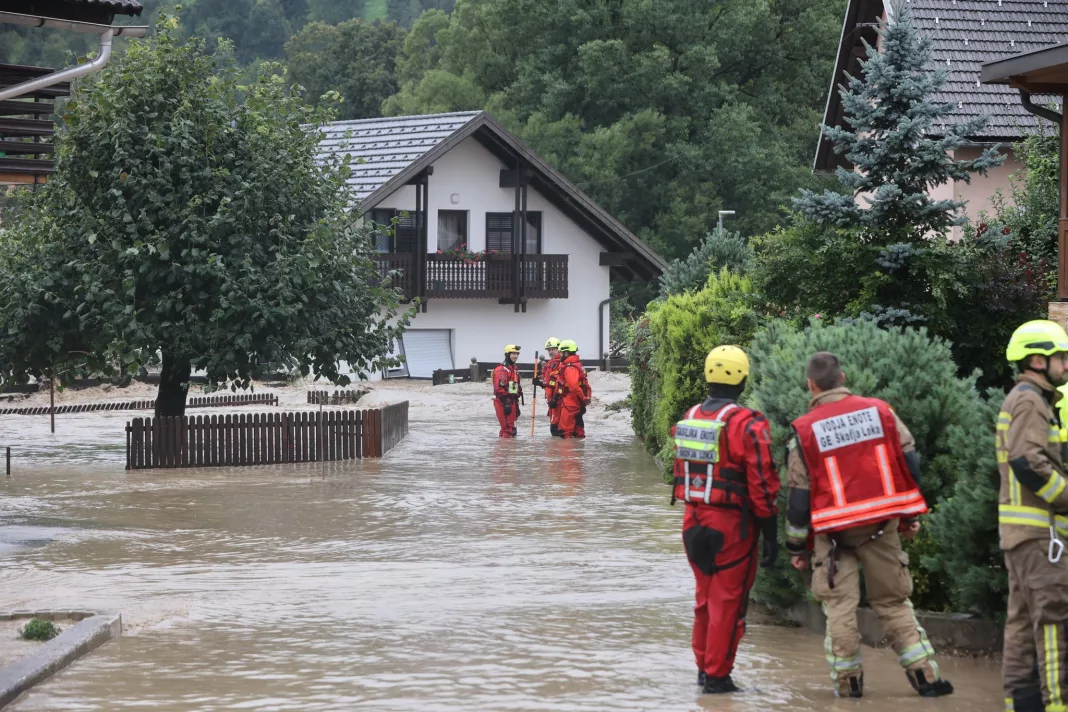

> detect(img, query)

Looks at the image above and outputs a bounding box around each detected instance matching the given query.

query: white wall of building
[368,137,612,377]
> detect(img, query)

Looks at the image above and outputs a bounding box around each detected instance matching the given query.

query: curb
[783,601,1002,654]
[0,610,122,709]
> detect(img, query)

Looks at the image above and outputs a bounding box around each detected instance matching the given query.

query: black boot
[697,671,706,686]
[906,668,954,698]
[835,673,864,698]
[702,675,740,694]
[1011,685,1045,712]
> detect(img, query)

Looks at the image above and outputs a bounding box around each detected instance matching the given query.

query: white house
[318,111,666,379]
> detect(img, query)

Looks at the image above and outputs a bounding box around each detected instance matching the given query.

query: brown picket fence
[1,393,278,416]
[306,389,367,406]
[125,401,409,471]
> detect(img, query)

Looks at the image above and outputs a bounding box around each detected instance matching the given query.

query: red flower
[976,222,988,236]
[1002,226,1012,235]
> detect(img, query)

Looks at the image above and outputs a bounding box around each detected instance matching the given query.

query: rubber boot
[702,675,740,694]
[834,673,863,698]
[906,667,954,698]
[697,671,707,686]
[1011,685,1045,712]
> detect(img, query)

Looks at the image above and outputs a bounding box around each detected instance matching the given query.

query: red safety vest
[559,357,591,403]
[671,402,749,507]
[792,395,927,533]
[493,363,520,399]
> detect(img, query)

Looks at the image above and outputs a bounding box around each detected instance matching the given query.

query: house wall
[368,137,612,378]
[952,145,1021,238]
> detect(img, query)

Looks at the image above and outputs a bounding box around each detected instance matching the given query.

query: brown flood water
[0,389,1003,711]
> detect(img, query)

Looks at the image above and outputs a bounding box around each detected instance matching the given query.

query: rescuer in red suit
[552,340,590,439]
[671,345,781,694]
[492,344,522,437]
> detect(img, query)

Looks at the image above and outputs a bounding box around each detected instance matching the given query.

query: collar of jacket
[700,396,738,413]
[1018,371,1058,403]
[809,386,852,410]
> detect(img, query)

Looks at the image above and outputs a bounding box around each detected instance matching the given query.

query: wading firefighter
[785,352,951,700]
[492,344,523,438]
[552,340,591,439]
[533,337,563,436]
[671,345,780,694]
[999,321,1068,712]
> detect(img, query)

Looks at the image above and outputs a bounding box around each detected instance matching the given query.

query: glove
[548,397,560,409]
[758,516,779,569]
[532,377,543,387]
[503,402,513,416]
[579,405,587,416]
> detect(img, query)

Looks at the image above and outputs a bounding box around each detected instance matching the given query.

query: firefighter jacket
[558,355,591,406]
[543,356,563,402]
[792,393,926,535]
[997,372,1068,551]
[671,398,780,521]
[785,388,918,553]
[492,363,522,401]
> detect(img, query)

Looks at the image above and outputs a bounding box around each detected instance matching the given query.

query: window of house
[437,210,468,252]
[367,208,397,253]
[485,212,542,254]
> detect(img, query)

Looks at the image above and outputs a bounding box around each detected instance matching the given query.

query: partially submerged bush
[21,619,60,641]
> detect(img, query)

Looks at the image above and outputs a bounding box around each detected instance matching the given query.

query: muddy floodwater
[0,378,1003,711]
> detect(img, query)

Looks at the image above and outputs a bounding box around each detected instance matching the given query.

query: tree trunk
[155,350,192,418]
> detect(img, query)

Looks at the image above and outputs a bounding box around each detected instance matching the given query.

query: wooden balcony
[374,253,568,301]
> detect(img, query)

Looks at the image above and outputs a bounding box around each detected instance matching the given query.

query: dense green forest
[2,0,845,260]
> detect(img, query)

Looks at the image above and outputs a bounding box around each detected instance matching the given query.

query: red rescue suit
[542,355,563,436]
[492,362,522,438]
[556,354,591,439]
[792,395,926,533]
[672,400,780,681]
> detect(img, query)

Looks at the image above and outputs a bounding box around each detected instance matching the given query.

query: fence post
[604,351,611,373]
[470,357,479,383]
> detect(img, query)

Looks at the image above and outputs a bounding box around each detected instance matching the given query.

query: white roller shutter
[400,330,454,379]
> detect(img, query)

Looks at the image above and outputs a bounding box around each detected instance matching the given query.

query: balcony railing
[373,253,568,301]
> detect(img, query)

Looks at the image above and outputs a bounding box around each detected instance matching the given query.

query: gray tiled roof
[906,0,1068,138]
[318,111,482,202]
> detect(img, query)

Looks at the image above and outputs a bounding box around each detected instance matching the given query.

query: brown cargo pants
[810,522,941,696]
[1003,539,1068,712]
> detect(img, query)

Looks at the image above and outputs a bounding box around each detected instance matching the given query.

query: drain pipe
[0,13,149,101]
[598,293,629,369]
[1019,89,1062,127]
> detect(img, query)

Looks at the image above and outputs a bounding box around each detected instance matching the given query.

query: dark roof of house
[815,0,1068,171]
[69,0,143,12]
[317,111,666,281]
[0,0,143,25]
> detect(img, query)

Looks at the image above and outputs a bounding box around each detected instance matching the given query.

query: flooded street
[0,377,1003,711]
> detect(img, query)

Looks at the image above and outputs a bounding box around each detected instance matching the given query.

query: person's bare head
[806,352,846,395]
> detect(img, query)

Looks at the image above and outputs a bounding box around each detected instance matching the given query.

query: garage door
[400,330,454,379]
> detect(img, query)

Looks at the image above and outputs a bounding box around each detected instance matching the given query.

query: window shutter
[486,213,514,253]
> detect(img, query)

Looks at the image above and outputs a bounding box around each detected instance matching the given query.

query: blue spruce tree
[794,3,1003,326]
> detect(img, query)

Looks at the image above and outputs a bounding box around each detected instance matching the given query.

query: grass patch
[363,0,388,21]
[605,397,631,412]
[20,619,60,642]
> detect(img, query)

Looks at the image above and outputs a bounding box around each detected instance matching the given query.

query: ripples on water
[0,405,1002,710]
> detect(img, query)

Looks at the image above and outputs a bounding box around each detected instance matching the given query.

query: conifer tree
[794,3,1003,325]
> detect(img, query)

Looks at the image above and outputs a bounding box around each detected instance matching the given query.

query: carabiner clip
[1050,526,1065,564]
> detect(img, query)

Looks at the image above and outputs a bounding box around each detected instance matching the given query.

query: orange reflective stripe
[812,500,927,532]
[811,489,926,531]
[875,444,895,495]
[825,456,847,507]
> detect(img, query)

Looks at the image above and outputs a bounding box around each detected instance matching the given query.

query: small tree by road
[0,15,411,416]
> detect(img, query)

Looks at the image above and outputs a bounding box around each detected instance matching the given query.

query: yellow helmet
[1006,321,1068,362]
[504,344,521,354]
[705,345,750,385]
[544,337,561,350]
[559,339,578,353]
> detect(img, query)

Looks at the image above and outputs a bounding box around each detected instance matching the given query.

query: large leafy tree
[0,15,410,417]
[383,0,844,259]
[286,19,406,120]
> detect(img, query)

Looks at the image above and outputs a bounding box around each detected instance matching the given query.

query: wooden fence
[125,402,409,471]
[306,389,367,405]
[0,393,277,416]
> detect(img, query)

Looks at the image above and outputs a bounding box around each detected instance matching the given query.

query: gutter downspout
[1019,89,1062,127]
[599,293,629,367]
[0,29,113,101]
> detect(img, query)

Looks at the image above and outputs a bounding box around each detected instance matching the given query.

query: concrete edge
[0,611,122,709]
[780,601,1002,655]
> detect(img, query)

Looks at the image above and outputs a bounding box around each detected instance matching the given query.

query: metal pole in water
[50,377,55,434]
[5,447,10,476]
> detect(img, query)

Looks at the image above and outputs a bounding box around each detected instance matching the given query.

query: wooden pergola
[983,45,1068,312]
